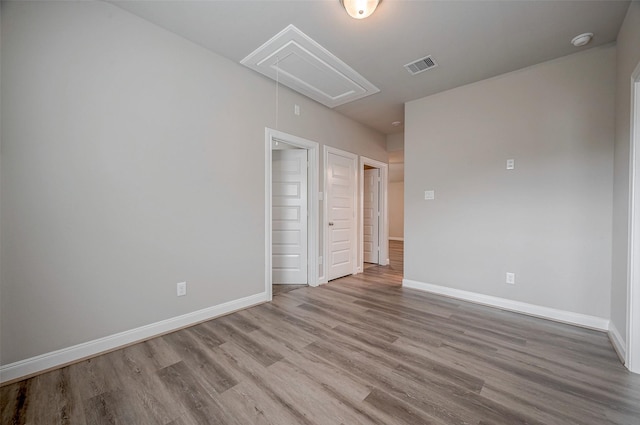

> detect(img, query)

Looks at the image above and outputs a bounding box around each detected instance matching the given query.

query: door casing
[265,128,319,301]
[627,61,640,373]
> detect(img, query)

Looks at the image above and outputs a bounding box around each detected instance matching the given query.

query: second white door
[272,149,308,284]
[327,148,357,280]
[363,168,380,264]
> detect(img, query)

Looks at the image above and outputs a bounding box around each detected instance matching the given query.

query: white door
[363,168,380,264]
[327,149,356,280]
[272,149,307,284]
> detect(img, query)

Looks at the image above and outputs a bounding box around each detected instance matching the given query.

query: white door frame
[265,128,319,301]
[324,146,358,281]
[359,157,389,271]
[627,61,640,374]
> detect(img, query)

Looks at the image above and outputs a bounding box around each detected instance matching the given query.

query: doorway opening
[272,144,307,286]
[363,165,380,268]
[265,128,319,301]
[359,157,389,273]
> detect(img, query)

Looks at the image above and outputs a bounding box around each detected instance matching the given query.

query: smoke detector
[571,33,593,47]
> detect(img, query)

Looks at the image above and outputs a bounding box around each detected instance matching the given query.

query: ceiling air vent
[404,55,438,76]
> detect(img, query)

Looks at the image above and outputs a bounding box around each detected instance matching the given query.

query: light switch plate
[424,190,435,200]
[177,281,187,296]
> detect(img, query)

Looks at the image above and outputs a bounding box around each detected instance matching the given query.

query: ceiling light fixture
[571,32,593,47]
[341,0,380,19]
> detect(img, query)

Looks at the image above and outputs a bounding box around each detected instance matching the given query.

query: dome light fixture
[341,0,380,19]
[571,32,593,47]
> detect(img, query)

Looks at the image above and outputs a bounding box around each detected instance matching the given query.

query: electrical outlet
[506,272,515,285]
[177,281,187,297]
[424,190,435,200]
[506,159,515,170]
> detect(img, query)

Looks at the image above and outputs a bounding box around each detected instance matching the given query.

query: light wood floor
[272,284,307,297]
[3,241,640,424]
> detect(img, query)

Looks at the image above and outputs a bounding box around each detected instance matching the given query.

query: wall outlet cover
[506,273,515,285]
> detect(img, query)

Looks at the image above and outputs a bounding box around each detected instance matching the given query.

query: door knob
[328,222,334,226]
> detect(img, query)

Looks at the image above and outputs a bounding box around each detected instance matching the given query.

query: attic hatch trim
[240,24,380,108]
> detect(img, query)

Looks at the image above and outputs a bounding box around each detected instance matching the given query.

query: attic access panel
[240,24,380,108]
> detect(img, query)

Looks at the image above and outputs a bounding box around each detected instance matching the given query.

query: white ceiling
[111,0,630,135]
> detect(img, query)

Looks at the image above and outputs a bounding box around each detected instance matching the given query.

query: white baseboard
[389,237,404,241]
[608,322,627,364]
[0,292,268,384]
[402,279,609,331]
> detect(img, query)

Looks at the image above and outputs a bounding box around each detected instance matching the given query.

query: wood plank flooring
[3,241,640,424]
[272,284,307,297]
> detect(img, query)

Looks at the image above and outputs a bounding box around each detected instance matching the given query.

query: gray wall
[387,133,404,239]
[0,1,386,365]
[405,45,615,318]
[611,1,640,342]
[387,133,404,153]
[389,182,404,239]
